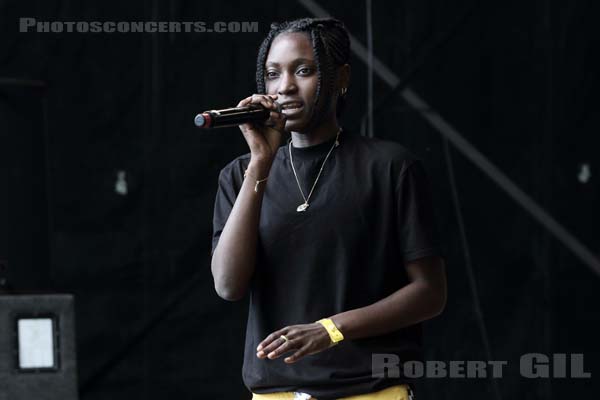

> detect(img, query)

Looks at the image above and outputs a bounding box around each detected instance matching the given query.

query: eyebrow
[265,58,315,67]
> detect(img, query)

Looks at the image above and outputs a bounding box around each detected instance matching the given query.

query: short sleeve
[211,164,239,256]
[396,159,444,264]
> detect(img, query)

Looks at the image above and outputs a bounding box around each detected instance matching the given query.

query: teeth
[282,102,302,110]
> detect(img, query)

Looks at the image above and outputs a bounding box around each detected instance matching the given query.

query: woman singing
[211,17,447,400]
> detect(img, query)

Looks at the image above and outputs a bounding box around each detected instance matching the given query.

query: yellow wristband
[316,318,344,344]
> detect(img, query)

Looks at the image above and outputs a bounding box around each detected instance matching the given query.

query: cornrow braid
[255,17,351,129]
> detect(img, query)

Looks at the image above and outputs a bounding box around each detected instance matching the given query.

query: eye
[265,71,279,79]
[297,67,313,75]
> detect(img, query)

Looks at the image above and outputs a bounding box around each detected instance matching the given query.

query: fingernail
[257,345,262,351]
[257,351,264,357]
[268,352,275,358]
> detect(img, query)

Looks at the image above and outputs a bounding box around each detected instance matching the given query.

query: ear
[338,64,351,91]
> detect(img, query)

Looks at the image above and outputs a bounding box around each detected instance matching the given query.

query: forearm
[330,279,446,341]
[211,160,271,301]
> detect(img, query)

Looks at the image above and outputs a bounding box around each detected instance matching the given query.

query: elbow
[417,279,447,319]
[432,292,447,317]
[430,282,447,317]
[211,248,250,301]
[211,264,247,302]
[214,283,247,302]
[429,258,447,317]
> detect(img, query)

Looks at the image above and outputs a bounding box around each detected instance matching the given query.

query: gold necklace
[288,128,341,212]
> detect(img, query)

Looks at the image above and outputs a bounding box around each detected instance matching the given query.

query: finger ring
[280,335,289,343]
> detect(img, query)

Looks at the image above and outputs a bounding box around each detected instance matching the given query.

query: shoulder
[217,152,252,187]
[346,132,421,173]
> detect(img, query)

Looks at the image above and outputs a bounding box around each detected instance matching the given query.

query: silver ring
[280,334,289,343]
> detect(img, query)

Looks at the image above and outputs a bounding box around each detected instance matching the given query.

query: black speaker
[0,294,78,400]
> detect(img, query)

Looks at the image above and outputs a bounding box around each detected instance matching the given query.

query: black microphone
[194,103,281,129]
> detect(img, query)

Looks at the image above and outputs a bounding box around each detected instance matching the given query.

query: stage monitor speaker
[0,294,78,400]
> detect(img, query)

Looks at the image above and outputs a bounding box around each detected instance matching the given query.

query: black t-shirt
[212,130,443,399]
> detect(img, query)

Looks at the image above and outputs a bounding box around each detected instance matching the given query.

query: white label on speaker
[17,318,55,369]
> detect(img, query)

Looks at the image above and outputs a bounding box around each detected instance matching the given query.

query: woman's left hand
[256,322,335,364]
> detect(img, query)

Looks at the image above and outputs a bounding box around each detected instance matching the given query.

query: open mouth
[280,102,304,115]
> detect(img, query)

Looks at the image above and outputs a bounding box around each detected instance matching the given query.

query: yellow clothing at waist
[252,384,411,400]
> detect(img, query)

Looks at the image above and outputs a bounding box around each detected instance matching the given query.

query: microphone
[194,103,281,129]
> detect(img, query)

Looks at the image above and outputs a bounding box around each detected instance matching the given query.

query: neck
[290,117,340,148]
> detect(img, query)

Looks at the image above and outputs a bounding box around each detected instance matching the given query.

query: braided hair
[255,17,351,128]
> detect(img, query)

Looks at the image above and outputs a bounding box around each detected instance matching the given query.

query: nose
[277,72,298,95]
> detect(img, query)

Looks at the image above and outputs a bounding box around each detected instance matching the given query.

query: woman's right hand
[237,94,286,167]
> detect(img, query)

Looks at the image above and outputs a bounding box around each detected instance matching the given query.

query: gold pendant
[296,203,309,212]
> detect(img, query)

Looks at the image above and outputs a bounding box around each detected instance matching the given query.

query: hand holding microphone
[196,94,286,176]
[194,96,283,129]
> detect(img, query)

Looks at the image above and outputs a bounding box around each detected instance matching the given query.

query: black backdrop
[1,0,598,399]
